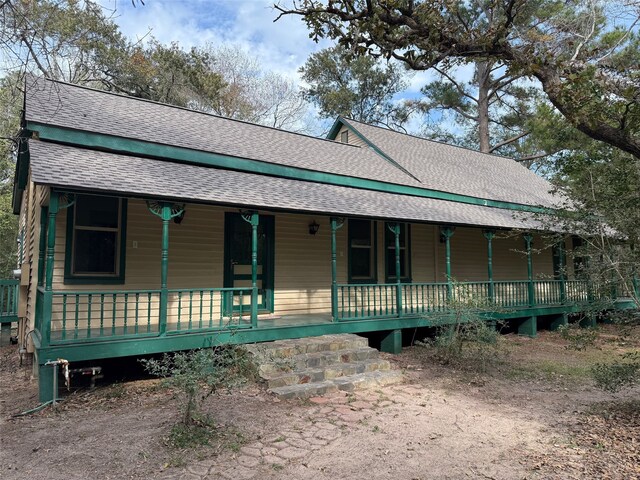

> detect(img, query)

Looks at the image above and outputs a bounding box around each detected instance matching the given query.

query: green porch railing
[166,287,252,332]
[533,280,564,305]
[49,289,162,343]
[337,283,399,320]
[336,279,595,321]
[402,283,449,315]
[0,279,19,323]
[564,280,590,304]
[493,280,530,308]
[42,286,253,344]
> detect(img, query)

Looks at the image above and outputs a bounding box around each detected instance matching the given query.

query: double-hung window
[384,223,411,282]
[348,219,377,283]
[65,194,127,284]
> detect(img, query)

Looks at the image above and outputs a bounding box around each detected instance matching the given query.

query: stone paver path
[162,387,407,480]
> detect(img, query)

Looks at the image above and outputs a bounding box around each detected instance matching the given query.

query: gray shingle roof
[29,140,543,231]
[25,78,420,188]
[342,118,559,207]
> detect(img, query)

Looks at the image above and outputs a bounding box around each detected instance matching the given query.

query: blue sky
[104,0,452,134]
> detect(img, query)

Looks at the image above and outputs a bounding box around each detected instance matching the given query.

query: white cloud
[108,0,331,82]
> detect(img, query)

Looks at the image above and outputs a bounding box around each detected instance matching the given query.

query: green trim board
[32,302,617,366]
[64,194,128,285]
[27,122,551,214]
[327,117,421,183]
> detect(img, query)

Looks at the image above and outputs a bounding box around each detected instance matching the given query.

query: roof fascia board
[40,184,524,232]
[27,121,550,214]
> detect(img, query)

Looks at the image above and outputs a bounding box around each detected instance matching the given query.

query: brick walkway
[161,386,409,480]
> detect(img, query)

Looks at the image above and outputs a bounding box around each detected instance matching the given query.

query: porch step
[269,370,404,400]
[247,334,403,400]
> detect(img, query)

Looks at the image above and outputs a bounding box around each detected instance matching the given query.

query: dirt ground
[1,324,639,480]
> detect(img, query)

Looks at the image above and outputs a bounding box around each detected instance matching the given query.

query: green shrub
[591,351,640,393]
[557,324,599,351]
[141,345,257,426]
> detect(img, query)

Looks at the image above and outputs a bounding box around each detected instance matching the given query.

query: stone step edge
[246,336,370,358]
[264,358,392,388]
[269,370,404,399]
[255,346,380,372]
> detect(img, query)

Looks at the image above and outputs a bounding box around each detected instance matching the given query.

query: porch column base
[0,323,12,345]
[38,363,56,404]
[579,314,597,329]
[380,329,402,354]
[549,313,568,331]
[517,316,537,338]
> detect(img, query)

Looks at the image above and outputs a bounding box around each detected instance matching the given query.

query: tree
[299,44,411,129]
[417,60,557,165]
[204,45,310,131]
[276,0,640,159]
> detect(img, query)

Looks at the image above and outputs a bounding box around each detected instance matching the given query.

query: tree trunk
[476,61,492,153]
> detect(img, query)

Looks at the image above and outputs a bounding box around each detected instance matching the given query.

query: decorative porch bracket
[523,233,535,307]
[147,201,185,335]
[387,223,403,317]
[240,211,260,328]
[483,229,495,303]
[440,226,455,300]
[330,217,345,321]
[40,191,76,348]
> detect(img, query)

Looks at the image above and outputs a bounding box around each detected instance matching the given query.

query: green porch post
[38,192,59,402]
[37,206,48,286]
[380,329,402,354]
[147,201,184,335]
[518,316,537,337]
[330,217,344,321]
[524,233,535,307]
[483,230,495,303]
[159,203,171,335]
[249,212,259,328]
[441,227,455,300]
[42,191,60,348]
[550,313,569,331]
[558,238,567,303]
[389,223,403,317]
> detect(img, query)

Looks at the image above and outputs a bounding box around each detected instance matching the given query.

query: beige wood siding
[336,125,368,148]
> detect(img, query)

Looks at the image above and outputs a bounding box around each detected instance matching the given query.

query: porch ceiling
[29,140,549,231]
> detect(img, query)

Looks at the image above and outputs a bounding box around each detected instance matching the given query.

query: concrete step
[264,358,391,389]
[270,370,404,400]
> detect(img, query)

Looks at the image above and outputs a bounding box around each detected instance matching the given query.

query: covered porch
[33,190,620,345]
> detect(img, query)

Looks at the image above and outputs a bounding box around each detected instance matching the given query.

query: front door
[223,213,274,314]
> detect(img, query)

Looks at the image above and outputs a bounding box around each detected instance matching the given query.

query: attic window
[340,130,349,143]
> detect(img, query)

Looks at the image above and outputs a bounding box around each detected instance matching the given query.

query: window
[65,194,127,284]
[340,130,349,143]
[385,223,411,282]
[348,219,377,283]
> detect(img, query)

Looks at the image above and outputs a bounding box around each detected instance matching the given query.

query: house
[11,77,635,402]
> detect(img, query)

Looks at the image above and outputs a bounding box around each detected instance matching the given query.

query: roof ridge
[343,116,532,166]
[33,76,363,149]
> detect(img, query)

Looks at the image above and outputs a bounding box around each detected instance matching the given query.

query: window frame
[384,222,412,283]
[340,130,349,143]
[347,219,378,284]
[64,194,128,285]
